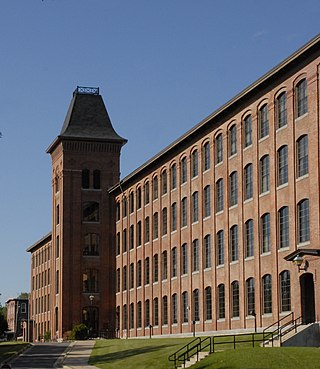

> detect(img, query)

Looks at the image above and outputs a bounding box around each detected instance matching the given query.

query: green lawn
[0,342,29,362]
[90,338,320,369]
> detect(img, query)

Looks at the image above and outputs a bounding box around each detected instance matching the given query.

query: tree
[0,306,8,337]
[17,292,30,299]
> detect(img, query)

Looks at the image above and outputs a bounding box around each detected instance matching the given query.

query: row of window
[117,199,310,257]
[117,134,308,221]
[117,270,291,330]
[32,269,51,290]
[33,295,50,315]
[32,247,51,269]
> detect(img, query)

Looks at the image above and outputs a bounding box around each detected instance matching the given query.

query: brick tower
[46,86,126,339]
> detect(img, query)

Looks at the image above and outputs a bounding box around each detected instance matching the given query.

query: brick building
[28,35,320,340]
[6,298,29,340]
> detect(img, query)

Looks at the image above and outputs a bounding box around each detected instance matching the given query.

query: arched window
[193,289,200,321]
[83,233,99,256]
[298,199,310,243]
[246,277,255,315]
[180,157,187,184]
[215,133,223,164]
[129,303,134,329]
[260,155,270,193]
[205,286,212,320]
[182,291,188,322]
[276,92,287,128]
[296,135,308,177]
[243,115,252,147]
[229,171,238,207]
[259,104,269,139]
[244,164,253,199]
[153,298,159,326]
[231,281,239,317]
[218,284,225,319]
[162,296,168,325]
[172,294,178,324]
[93,169,100,189]
[296,78,308,117]
[230,225,238,262]
[280,270,291,312]
[278,145,288,186]
[82,269,99,293]
[203,141,210,171]
[229,124,237,156]
[82,169,90,189]
[245,219,254,257]
[261,213,271,253]
[216,230,224,266]
[191,149,198,178]
[204,185,211,218]
[262,274,272,314]
[204,234,211,269]
[278,206,289,249]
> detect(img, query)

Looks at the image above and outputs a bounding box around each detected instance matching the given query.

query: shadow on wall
[283,323,320,347]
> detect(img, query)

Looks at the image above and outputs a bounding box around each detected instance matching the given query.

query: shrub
[70,323,88,340]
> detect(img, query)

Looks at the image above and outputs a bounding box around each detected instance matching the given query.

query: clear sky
[0,0,319,305]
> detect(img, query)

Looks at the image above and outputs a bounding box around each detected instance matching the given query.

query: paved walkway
[61,340,99,369]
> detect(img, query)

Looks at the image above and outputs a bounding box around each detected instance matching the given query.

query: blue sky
[0,0,319,304]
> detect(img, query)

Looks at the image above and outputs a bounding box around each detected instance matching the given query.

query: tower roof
[47,86,127,153]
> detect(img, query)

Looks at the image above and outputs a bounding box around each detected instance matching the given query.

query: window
[259,104,269,139]
[298,199,310,243]
[170,164,177,190]
[137,187,142,209]
[203,185,211,218]
[153,176,158,200]
[123,304,127,330]
[122,198,127,218]
[218,284,225,319]
[161,170,167,195]
[137,221,142,246]
[83,233,99,256]
[137,302,142,328]
[161,208,167,236]
[181,243,188,274]
[144,182,150,205]
[129,263,134,289]
[244,115,252,147]
[145,216,150,243]
[145,299,150,327]
[231,281,240,318]
[83,269,98,293]
[181,157,187,184]
[162,296,168,325]
[129,303,134,329]
[181,197,188,227]
[229,171,238,207]
[182,291,188,322]
[171,202,177,231]
[171,247,177,277]
[93,169,100,189]
[122,229,127,252]
[260,155,269,193]
[56,235,60,258]
[153,254,159,283]
[137,260,142,287]
[216,179,224,212]
[246,277,255,315]
[129,225,134,250]
[205,287,212,320]
[55,270,59,294]
[204,234,211,269]
[116,202,120,221]
[296,78,308,117]
[261,213,270,253]
[203,141,210,171]
[278,145,288,186]
[297,135,308,177]
[122,266,127,291]
[245,219,254,257]
[244,164,253,200]
[277,92,287,128]
[229,124,237,156]
[83,201,99,222]
[144,257,150,285]
[280,270,291,312]
[192,191,199,222]
[162,251,168,280]
[172,294,178,324]
[116,268,120,292]
[262,274,272,314]
[192,239,199,272]
[278,206,289,249]
[216,230,224,266]
[193,289,200,321]
[215,133,223,164]
[230,225,238,262]
[191,150,198,177]
[116,232,120,255]
[129,192,134,213]
[153,298,159,326]
[82,169,90,189]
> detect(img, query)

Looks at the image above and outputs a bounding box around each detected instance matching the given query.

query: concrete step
[177,351,209,369]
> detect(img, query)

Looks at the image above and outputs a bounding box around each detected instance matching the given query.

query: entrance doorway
[300,273,315,324]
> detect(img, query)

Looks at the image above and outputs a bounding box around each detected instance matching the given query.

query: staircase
[177,351,209,369]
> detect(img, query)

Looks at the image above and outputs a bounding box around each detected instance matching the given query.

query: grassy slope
[90,338,320,369]
[0,342,29,362]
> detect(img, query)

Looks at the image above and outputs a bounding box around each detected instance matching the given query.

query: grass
[0,342,29,362]
[90,337,320,369]
[90,337,192,369]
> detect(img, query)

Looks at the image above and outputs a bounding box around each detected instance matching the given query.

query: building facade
[111,35,320,338]
[28,35,320,341]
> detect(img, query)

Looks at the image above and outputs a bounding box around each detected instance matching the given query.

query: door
[300,273,315,324]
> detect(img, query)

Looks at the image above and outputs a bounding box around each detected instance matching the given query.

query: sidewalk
[61,340,99,369]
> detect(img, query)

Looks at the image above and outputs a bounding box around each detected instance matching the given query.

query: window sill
[277,182,288,190]
[296,174,309,182]
[245,256,254,261]
[259,135,269,143]
[276,124,288,133]
[259,191,270,198]
[243,144,253,151]
[298,241,310,248]
[261,251,271,257]
[244,198,253,204]
[295,112,308,122]
[229,153,238,160]
[278,246,290,253]
[229,204,238,210]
